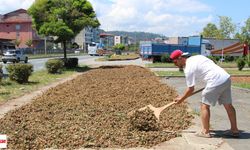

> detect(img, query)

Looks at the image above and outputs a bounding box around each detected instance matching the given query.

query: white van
[88,42,98,56]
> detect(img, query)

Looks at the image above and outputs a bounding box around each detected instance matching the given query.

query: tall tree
[14,39,21,48]
[239,17,250,45]
[218,16,235,39]
[28,0,100,59]
[201,23,219,38]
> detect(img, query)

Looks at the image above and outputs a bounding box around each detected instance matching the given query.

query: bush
[236,57,245,71]
[247,59,250,68]
[62,58,78,68]
[6,64,33,84]
[161,54,171,63]
[224,55,235,62]
[210,56,220,62]
[207,56,217,64]
[45,59,64,74]
[113,44,125,51]
[246,55,250,68]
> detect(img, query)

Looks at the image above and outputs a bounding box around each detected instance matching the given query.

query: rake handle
[191,87,204,96]
[158,87,204,112]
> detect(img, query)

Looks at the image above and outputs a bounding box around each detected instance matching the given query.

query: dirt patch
[0,65,193,149]
[231,76,250,83]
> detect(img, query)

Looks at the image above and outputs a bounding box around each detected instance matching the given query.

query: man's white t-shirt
[184,55,230,88]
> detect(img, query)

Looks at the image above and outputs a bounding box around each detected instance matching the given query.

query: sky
[0,0,249,37]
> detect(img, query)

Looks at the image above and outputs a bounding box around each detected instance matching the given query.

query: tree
[201,23,219,38]
[112,44,125,55]
[113,44,125,51]
[25,39,33,48]
[239,17,250,45]
[14,39,21,48]
[201,16,236,39]
[218,16,235,39]
[28,0,100,59]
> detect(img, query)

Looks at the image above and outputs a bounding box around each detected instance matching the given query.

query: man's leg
[201,103,210,134]
[223,104,239,133]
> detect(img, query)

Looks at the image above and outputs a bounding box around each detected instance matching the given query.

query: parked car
[2,49,28,63]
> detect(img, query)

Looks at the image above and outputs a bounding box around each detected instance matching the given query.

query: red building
[0,9,41,48]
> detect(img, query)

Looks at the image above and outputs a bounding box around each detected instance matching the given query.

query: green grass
[217,62,238,68]
[146,63,175,68]
[232,83,250,89]
[96,53,139,61]
[0,66,89,103]
[27,53,87,59]
[154,70,250,89]
[155,71,184,76]
[146,62,240,68]
[226,70,250,75]
[155,69,250,77]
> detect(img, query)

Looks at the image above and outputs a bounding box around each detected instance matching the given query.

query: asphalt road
[1,55,99,74]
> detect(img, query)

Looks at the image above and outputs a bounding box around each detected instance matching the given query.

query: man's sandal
[195,132,211,138]
[223,130,240,138]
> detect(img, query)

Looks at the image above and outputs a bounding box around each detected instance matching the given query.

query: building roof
[3,9,27,16]
[100,33,114,37]
[0,9,31,23]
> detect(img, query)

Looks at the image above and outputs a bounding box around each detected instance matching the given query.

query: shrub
[224,55,235,62]
[62,58,78,68]
[45,59,64,74]
[6,64,33,84]
[247,59,250,68]
[207,56,217,64]
[210,56,220,61]
[246,55,250,68]
[112,44,125,51]
[236,57,245,71]
[161,54,171,63]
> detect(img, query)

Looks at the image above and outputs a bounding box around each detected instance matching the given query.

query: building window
[16,24,21,30]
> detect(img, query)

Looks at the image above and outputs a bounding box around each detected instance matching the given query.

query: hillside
[106,31,166,42]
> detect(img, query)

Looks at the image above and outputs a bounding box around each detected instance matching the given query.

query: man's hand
[174,96,184,104]
[174,86,195,104]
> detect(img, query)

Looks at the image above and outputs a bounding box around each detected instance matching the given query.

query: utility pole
[44,36,47,55]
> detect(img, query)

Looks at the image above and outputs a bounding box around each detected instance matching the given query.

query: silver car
[2,49,28,63]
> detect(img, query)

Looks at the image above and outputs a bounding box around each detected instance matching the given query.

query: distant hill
[106,31,166,42]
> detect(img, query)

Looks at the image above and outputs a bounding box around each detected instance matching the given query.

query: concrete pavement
[160,77,250,150]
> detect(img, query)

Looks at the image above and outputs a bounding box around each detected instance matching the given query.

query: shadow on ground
[212,130,250,139]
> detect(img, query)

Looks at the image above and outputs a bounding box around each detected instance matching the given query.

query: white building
[114,36,121,45]
[74,27,101,52]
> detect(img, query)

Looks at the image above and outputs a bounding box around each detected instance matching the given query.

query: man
[170,49,239,138]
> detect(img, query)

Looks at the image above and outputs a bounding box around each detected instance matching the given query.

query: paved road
[1,55,99,74]
[162,77,250,150]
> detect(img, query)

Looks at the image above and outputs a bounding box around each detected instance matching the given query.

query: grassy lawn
[146,62,242,68]
[96,53,139,61]
[155,69,250,76]
[154,69,250,89]
[0,66,89,103]
[28,53,87,59]
[146,63,175,68]
[226,70,250,75]
[232,83,250,89]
